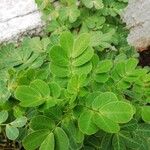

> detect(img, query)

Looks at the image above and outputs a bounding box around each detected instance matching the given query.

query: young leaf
[6,125,19,140]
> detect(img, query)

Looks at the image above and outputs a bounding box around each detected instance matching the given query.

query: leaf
[72,33,90,58]
[30,79,50,97]
[15,86,46,107]
[50,46,69,66]
[136,124,150,138]
[30,115,55,130]
[44,106,62,122]
[82,0,104,9]
[6,125,19,140]
[67,74,87,94]
[95,60,113,73]
[40,133,55,150]
[74,62,92,75]
[50,63,70,77]
[49,82,61,98]
[41,97,57,109]
[59,6,80,23]
[99,101,134,123]
[0,81,11,103]
[92,92,118,110]
[23,129,49,150]
[0,110,8,124]
[68,6,80,23]
[121,119,138,131]
[78,109,98,135]
[50,33,93,78]
[94,73,109,83]
[141,106,150,122]
[54,127,69,150]
[113,131,140,150]
[100,133,113,149]
[60,31,74,56]
[62,118,84,149]
[93,0,104,9]
[73,47,94,66]
[10,116,27,127]
[125,58,138,73]
[111,58,140,90]
[94,113,120,133]
[86,92,102,107]
[0,39,43,70]
[112,134,126,150]
[91,92,134,133]
[29,37,43,52]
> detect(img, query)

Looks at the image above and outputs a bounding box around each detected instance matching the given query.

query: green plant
[0,0,150,150]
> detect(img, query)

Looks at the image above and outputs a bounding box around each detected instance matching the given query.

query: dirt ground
[139,48,150,67]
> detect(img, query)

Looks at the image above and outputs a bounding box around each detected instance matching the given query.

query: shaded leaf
[10,116,27,127]
[54,127,69,150]
[30,115,55,130]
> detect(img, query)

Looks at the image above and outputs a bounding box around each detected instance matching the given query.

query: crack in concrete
[0,10,39,23]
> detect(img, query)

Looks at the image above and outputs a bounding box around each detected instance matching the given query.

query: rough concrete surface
[122,0,150,50]
[0,0,44,43]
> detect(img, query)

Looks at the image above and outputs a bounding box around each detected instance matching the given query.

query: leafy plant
[0,0,150,150]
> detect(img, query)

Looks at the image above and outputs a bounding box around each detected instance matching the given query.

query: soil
[139,48,150,67]
[0,133,22,150]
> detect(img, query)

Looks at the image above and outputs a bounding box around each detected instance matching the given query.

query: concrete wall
[122,0,150,51]
[0,0,44,43]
